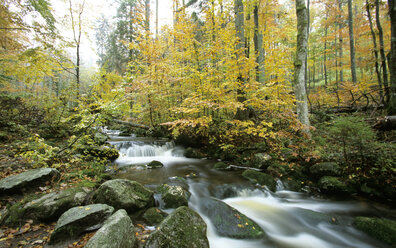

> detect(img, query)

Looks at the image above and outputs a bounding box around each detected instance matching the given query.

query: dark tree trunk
[376,0,390,103]
[388,0,396,114]
[347,0,357,83]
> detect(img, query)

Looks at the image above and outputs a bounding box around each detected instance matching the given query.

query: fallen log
[114,119,150,130]
[373,116,396,131]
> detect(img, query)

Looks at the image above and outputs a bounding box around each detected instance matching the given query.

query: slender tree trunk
[376,0,390,103]
[347,0,357,83]
[388,0,396,114]
[254,2,265,83]
[235,0,248,120]
[324,9,328,86]
[294,0,311,134]
[156,0,159,38]
[145,0,150,32]
[366,0,384,102]
[338,0,344,82]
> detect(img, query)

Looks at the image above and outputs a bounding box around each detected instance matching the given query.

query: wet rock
[211,184,256,199]
[213,162,229,170]
[201,198,265,239]
[250,153,272,169]
[147,160,164,169]
[318,176,348,194]
[157,184,190,208]
[85,209,136,248]
[23,187,90,222]
[145,206,209,248]
[143,207,168,225]
[0,168,60,194]
[242,169,276,191]
[49,204,114,244]
[354,217,396,247]
[310,162,341,177]
[184,147,205,159]
[93,179,154,213]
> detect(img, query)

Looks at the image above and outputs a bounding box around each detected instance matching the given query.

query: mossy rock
[85,209,136,248]
[318,176,348,194]
[80,146,119,161]
[93,179,154,214]
[143,207,168,225]
[249,153,272,169]
[281,177,303,192]
[213,162,229,170]
[280,148,296,161]
[147,160,164,169]
[242,169,276,191]
[145,206,209,248]
[184,147,205,159]
[310,162,341,177]
[49,204,115,244]
[201,198,265,239]
[157,184,190,209]
[354,217,396,247]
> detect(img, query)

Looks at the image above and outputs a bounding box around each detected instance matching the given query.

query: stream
[107,131,394,248]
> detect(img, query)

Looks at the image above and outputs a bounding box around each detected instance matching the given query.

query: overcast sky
[50,0,174,68]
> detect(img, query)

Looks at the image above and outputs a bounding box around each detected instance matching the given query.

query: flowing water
[108,132,394,248]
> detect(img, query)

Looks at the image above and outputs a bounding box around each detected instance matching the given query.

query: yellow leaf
[85,207,91,210]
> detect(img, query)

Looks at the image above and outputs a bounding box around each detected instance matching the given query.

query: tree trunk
[366,0,384,102]
[145,0,150,32]
[388,0,396,114]
[294,0,311,134]
[234,0,248,120]
[156,0,159,38]
[376,0,389,103]
[347,0,357,83]
[324,8,328,86]
[254,3,265,83]
[338,0,344,82]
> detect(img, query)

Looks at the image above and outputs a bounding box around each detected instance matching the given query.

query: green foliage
[19,134,60,168]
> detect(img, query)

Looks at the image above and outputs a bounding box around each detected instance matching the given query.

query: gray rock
[147,160,164,169]
[49,204,114,244]
[143,207,168,225]
[85,209,136,248]
[157,184,190,208]
[242,169,276,191]
[310,162,341,177]
[93,179,154,213]
[24,187,90,221]
[201,198,265,239]
[145,206,209,248]
[250,153,272,169]
[0,168,60,194]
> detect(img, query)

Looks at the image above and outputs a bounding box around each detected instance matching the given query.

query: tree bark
[338,0,344,83]
[254,2,265,84]
[156,0,158,38]
[376,0,389,103]
[294,0,311,134]
[388,0,396,114]
[145,0,150,32]
[366,0,384,102]
[347,0,357,83]
[324,7,328,86]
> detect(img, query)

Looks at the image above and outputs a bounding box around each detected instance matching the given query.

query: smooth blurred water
[108,132,394,248]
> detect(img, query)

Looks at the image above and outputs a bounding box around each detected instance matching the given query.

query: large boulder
[157,184,190,209]
[93,179,154,213]
[0,168,60,194]
[354,217,396,247]
[143,207,168,225]
[49,204,114,244]
[201,198,265,239]
[85,209,136,248]
[318,176,348,194]
[144,206,209,248]
[23,187,90,221]
[310,162,341,177]
[242,170,276,191]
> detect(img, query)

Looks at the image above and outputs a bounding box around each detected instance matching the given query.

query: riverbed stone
[242,169,276,191]
[354,217,396,247]
[143,207,168,225]
[157,184,190,208]
[93,179,154,213]
[0,168,60,194]
[147,160,164,168]
[49,204,114,244]
[213,162,229,170]
[318,176,348,194]
[23,187,90,222]
[201,198,265,239]
[310,162,341,177]
[144,206,209,248]
[85,209,136,248]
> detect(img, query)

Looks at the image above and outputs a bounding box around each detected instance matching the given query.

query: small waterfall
[119,141,176,157]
